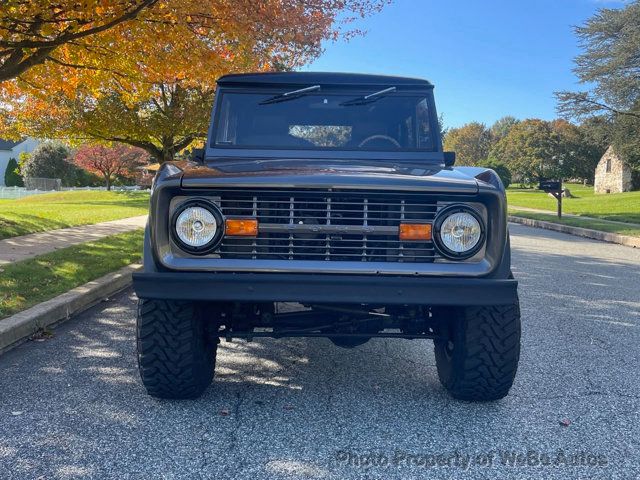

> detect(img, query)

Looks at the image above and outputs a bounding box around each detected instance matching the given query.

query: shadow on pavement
[0,224,638,479]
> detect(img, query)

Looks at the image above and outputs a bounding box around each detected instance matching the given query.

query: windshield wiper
[339,86,396,106]
[259,85,321,105]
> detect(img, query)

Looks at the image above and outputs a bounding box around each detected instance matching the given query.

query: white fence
[0,186,49,199]
[0,185,143,199]
[62,186,142,192]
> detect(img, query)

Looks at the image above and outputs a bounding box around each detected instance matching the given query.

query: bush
[72,167,103,187]
[479,158,512,188]
[19,141,75,186]
[4,158,23,187]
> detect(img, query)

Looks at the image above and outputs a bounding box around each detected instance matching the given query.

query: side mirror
[191,148,205,163]
[444,151,456,167]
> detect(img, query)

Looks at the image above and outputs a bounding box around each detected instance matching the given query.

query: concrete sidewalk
[0,215,147,265]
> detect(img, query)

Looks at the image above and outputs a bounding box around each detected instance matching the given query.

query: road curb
[0,264,142,355]
[508,215,640,248]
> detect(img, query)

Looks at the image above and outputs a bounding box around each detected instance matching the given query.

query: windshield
[213,91,435,152]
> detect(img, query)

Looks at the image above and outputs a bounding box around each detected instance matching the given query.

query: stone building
[594,146,633,194]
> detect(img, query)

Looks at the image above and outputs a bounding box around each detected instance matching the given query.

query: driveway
[1,224,639,479]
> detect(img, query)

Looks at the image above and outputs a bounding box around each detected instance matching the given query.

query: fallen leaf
[11,411,23,416]
[219,408,230,416]
[559,419,571,427]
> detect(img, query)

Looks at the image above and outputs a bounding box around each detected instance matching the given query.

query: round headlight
[434,206,484,259]
[172,201,223,253]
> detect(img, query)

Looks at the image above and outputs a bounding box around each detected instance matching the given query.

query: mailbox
[537,179,563,218]
[539,180,562,192]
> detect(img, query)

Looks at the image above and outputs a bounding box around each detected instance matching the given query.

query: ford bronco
[133,72,520,401]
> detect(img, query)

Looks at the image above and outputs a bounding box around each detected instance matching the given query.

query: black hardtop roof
[217,72,433,89]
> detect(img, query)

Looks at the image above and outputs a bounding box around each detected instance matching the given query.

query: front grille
[213,189,439,263]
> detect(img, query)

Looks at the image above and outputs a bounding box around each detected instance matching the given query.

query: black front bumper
[133,272,518,306]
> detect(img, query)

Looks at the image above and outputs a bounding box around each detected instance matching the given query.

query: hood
[179,158,479,194]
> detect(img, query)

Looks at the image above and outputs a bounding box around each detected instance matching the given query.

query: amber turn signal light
[225,218,258,236]
[399,223,432,241]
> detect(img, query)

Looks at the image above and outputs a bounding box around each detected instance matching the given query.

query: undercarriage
[206,303,446,347]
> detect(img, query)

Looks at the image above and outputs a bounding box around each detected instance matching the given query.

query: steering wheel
[358,135,401,148]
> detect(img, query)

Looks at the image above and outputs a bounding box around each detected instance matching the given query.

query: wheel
[434,301,521,401]
[137,299,217,399]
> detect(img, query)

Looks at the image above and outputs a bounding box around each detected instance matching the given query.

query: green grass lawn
[0,190,149,240]
[0,230,143,319]
[507,183,640,225]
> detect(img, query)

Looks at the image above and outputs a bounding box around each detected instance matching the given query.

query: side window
[405,116,414,147]
[606,159,612,173]
[215,97,238,145]
[416,98,432,150]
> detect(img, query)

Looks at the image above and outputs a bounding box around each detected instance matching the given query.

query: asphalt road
[1,224,639,480]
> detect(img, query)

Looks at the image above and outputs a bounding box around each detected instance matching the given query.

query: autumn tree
[1,1,388,159]
[442,122,492,166]
[490,120,563,185]
[56,85,213,162]
[0,1,157,83]
[74,144,149,190]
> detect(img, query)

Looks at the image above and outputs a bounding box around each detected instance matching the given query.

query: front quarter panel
[146,162,185,273]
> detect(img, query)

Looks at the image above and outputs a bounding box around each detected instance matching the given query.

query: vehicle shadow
[1,225,639,478]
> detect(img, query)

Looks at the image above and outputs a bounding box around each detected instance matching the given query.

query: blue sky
[305,0,628,129]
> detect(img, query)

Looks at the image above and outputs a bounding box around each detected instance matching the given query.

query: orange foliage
[1,1,386,94]
[0,0,388,156]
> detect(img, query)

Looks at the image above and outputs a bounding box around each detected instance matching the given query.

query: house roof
[0,138,23,150]
[217,72,433,89]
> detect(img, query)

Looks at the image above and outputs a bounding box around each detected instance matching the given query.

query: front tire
[434,302,521,401]
[137,299,217,399]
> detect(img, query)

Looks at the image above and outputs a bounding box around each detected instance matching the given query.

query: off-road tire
[434,302,521,401]
[137,299,217,399]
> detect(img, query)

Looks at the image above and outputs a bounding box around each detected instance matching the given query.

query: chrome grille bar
[217,189,437,263]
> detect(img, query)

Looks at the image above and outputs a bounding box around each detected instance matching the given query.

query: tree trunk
[106,176,111,191]
[160,148,175,163]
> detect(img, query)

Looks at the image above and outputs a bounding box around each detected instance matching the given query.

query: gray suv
[133,72,520,402]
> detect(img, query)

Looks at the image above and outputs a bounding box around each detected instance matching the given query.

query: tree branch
[0,46,55,82]
[0,1,157,49]
[556,91,640,120]
[0,1,157,82]
[45,55,130,78]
